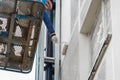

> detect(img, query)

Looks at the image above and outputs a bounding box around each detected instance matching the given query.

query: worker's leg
[43,10,55,35]
[43,10,58,43]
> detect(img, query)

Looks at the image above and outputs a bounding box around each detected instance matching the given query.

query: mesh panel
[0,1,44,73]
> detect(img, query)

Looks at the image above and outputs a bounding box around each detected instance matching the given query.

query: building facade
[61,0,120,80]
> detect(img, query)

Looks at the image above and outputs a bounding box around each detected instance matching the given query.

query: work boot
[51,33,58,43]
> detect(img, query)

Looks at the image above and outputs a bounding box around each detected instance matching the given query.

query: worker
[18,0,58,43]
[43,0,58,43]
[33,0,58,43]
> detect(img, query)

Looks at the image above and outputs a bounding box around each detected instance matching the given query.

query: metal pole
[54,0,61,80]
[45,32,54,80]
[35,23,46,80]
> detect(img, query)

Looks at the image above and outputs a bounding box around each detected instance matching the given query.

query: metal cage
[0,0,44,73]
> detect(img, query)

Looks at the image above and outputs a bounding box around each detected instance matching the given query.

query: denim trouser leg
[43,10,55,34]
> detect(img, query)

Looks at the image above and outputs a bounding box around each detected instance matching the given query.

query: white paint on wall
[110,0,120,80]
[62,0,116,80]
[61,0,71,43]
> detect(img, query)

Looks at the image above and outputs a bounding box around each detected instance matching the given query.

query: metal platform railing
[0,0,44,73]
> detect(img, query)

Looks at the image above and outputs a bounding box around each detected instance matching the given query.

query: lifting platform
[0,0,45,73]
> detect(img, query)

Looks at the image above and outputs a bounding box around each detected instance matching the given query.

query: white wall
[61,26,80,80]
[93,0,114,80]
[61,26,91,80]
[94,42,114,80]
[61,0,119,80]
[61,0,71,43]
[61,0,92,80]
[110,0,120,80]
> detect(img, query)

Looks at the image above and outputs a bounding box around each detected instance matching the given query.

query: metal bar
[21,21,32,70]
[54,0,61,80]
[0,38,26,46]
[5,16,16,68]
[44,57,55,64]
[45,32,53,80]
[88,34,112,80]
[15,14,41,20]
[39,25,45,80]
[45,64,53,80]
[35,24,45,80]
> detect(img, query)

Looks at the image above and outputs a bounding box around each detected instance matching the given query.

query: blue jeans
[37,0,55,34]
[43,10,55,34]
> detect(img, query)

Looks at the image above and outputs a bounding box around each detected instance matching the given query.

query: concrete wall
[93,0,120,80]
[61,26,80,80]
[94,0,114,80]
[94,41,113,80]
[61,0,71,43]
[61,0,120,80]
[61,16,91,80]
[110,0,120,80]
[61,0,91,80]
